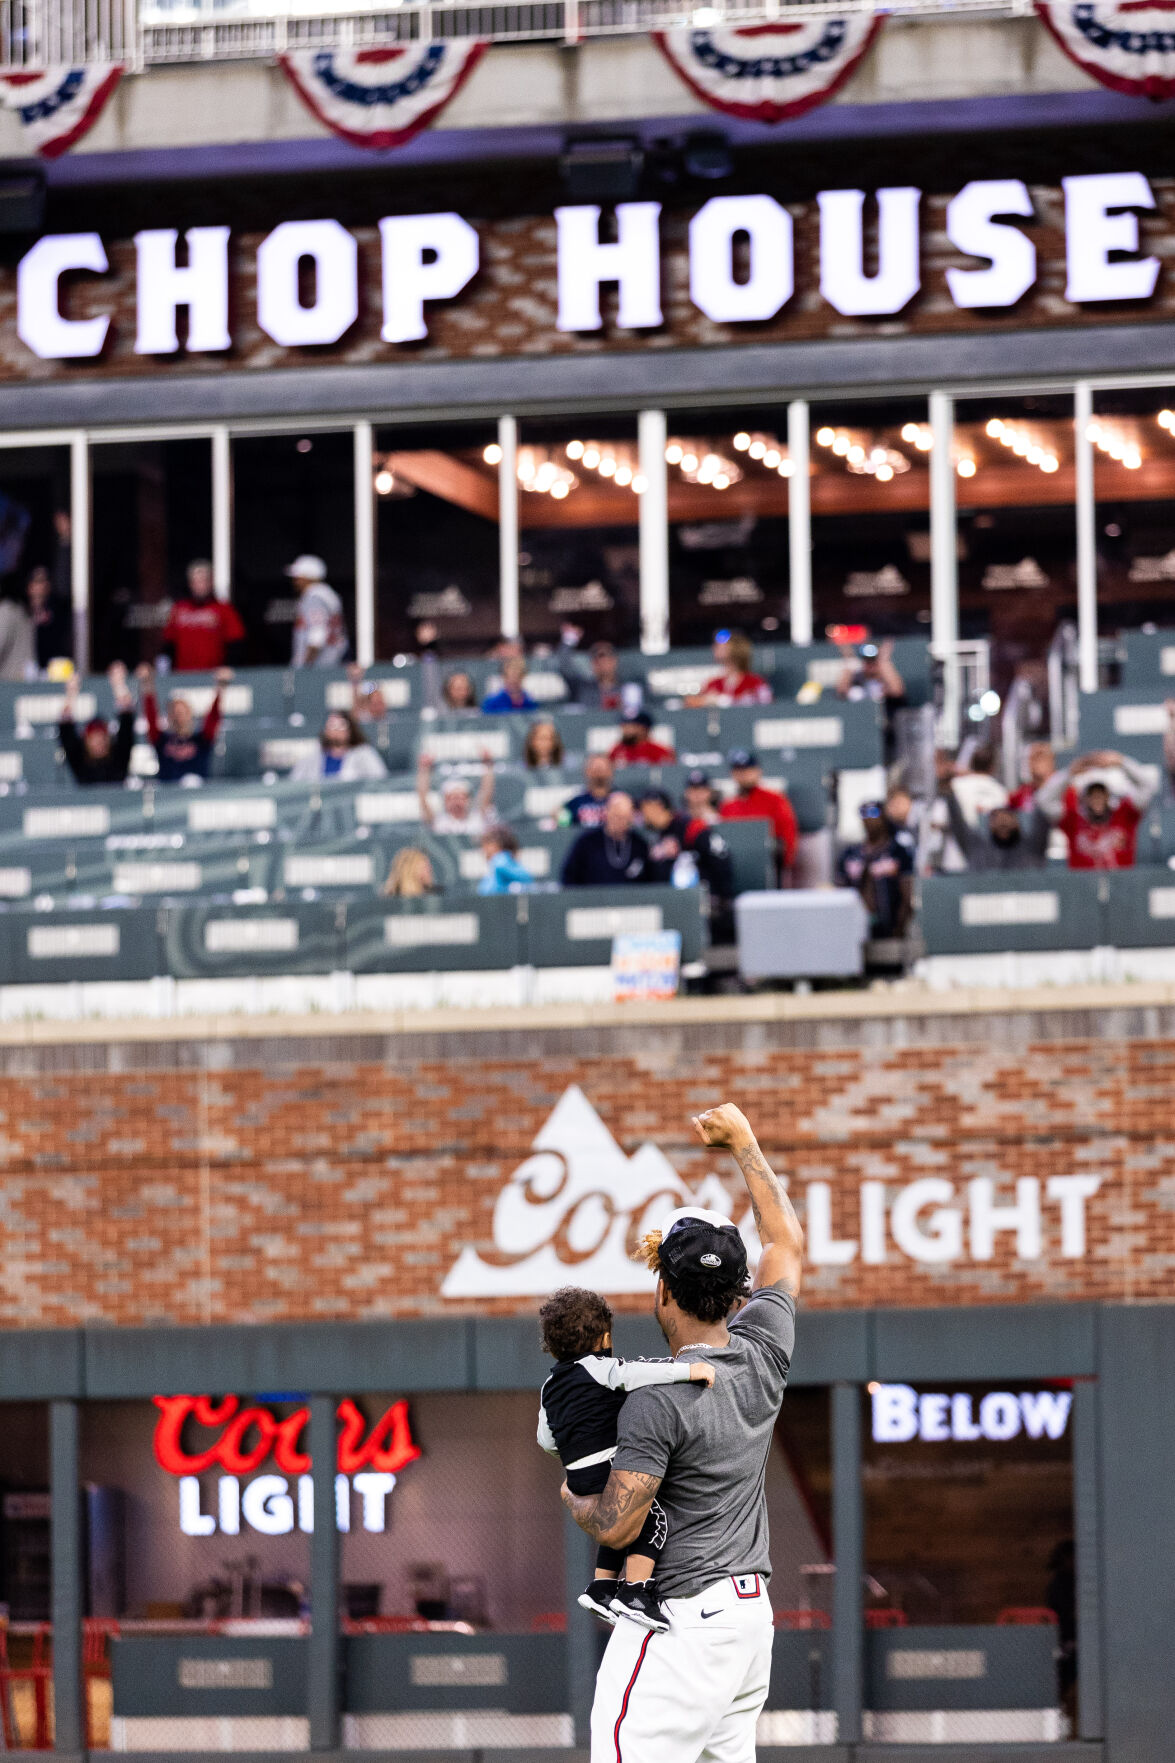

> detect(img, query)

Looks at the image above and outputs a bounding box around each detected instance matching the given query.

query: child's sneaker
[578,1578,619,1624]
[609,1580,669,1632]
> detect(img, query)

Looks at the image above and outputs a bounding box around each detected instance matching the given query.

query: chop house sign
[12,170,1168,362]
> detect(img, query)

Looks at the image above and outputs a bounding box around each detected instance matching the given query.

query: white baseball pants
[590,1572,774,1763]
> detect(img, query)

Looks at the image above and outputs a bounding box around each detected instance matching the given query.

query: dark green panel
[344,1633,566,1714]
[470,1317,548,1391]
[82,1319,471,1397]
[0,1327,82,1399]
[873,1305,1097,1381]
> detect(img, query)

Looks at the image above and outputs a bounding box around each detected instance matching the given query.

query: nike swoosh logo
[700,1609,722,1620]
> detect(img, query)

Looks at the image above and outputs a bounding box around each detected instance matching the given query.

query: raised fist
[690,1103,753,1151]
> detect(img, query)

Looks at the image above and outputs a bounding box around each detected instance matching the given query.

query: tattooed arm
[560,1469,662,1549]
[691,1103,804,1298]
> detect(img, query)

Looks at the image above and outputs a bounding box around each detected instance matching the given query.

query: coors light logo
[442,1086,756,1299]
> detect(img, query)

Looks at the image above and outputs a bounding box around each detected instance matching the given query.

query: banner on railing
[0,63,123,159]
[279,42,487,150]
[1035,1,1175,98]
[652,20,883,123]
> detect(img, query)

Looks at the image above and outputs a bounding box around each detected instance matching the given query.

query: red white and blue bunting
[1036,1,1175,99]
[0,64,123,159]
[279,43,487,151]
[652,20,883,124]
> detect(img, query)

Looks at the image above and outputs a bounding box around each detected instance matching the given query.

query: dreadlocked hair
[632,1230,751,1324]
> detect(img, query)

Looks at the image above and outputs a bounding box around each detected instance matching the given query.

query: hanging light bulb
[566,439,585,460]
[483,442,503,466]
[374,468,395,495]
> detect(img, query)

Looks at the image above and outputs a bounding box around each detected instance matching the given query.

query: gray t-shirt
[612,1288,796,1600]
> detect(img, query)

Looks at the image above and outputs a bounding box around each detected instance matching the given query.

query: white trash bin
[735,888,870,980]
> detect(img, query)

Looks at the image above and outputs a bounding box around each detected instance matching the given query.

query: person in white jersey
[560,1102,804,1763]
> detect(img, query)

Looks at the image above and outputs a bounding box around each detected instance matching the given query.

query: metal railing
[0,0,1036,69]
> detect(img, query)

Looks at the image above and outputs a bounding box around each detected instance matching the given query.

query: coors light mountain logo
[442,1086,758,1299]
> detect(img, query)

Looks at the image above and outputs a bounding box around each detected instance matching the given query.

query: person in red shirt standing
[1008,742,1056,811]
[1039,750,1159,869]
[161,559,246,673]
[688,632,772,707]
[719,748,798,879]
[609,710,677,766]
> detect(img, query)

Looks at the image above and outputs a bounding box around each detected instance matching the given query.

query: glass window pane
[340,1392,568,1753]
[810,399,931,643]
[517,417,639,648]
[954,392,1075,698]
[83,1396,311,1753]
[92,440,212,671]
[763,1387,834,1747]
[864,1379,1076,1744]
[666,408,790,647]
[0,445,72,677]
[232,431,354,667]
[373,423,500,658]
[1089,386,1175,637]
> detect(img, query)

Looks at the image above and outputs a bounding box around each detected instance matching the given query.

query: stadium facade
[0,17,1171,1763]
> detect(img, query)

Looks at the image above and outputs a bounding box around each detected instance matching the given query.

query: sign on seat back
[920,872,1105,955]
[526,886,703,967]
[345,894,522,972]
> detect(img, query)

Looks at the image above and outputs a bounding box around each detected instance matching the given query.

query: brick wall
[0,1000,1170,1330]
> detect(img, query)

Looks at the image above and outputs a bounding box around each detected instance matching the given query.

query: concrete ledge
[0,975,1173,1049]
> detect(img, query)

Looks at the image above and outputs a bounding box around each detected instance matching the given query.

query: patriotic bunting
[279,43,487,151]
[0,64,123,159]
[652,20,883,124]
[1035,1,1175,98]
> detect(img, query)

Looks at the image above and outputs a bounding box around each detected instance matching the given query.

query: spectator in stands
[719,748,798,878]
[25,566,71,672]
[347,664,391,727]
[561,791,650,886]
[0,589,35,681]
[161,559,246,674]
[884,788,918,859]
[442,671,478,712]
[557,632,623,711]
[289,555,349,667]
[137,663,228,784]
[837,801,914,938]
[683,768,722,828]
[1037,750,1160,869]
[489,634,524,662]
[59,662,136,786]
[525,720,565,769]
[478,825,535,895]
[609,709,676,766]
[928,746,1008,873]
[945,793,1049,871]
[291,712,387,782]
[639,788,735,898]
[381,847,438,898]
[1009,742,1057,810]
[837,638,907,758]
[417,750,496,836]
[482,655,537,714]
[687,631,772,707]
[560,755,614,828]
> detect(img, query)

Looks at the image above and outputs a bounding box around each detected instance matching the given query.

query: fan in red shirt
[161,559,247,673]
[687,631,772,707]
[608,709,677,766]
[719,748,798,876]
[1041,750,1159,870]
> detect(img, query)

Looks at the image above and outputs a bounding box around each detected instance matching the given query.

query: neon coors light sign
[153,1394,420,1538]
[440,1087,1104,1299]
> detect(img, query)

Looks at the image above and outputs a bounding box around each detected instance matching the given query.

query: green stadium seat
[1105,867,1175,947]
[160,900,344,978]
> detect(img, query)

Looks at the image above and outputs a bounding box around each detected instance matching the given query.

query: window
[91,440,213,672]
[517,417,640,648]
